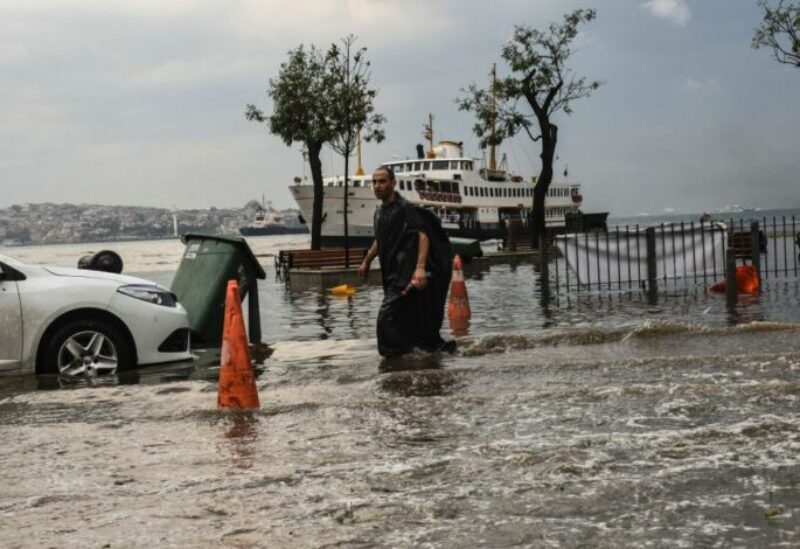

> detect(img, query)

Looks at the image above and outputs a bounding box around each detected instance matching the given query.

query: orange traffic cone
[448,255,471,336]
[218,280,260,409]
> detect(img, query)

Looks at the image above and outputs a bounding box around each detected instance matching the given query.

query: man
[358,165,454,357]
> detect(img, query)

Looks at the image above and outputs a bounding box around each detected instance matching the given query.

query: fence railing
[547,216,800,298]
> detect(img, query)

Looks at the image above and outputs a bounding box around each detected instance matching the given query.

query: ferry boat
[289,139,583,248]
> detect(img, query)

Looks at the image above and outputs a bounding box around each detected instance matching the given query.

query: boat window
[433,160,448,170]
[415,179,424,191]
[440,181,451,193]
[406,163,413,172]
[395,165,403,173]
[452,182,459,194]
[413,162,421,171]
[450,161,459,170]
[422,161,431,171]
[480,188,485,197]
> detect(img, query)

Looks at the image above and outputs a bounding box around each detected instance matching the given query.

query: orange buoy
[218,280,260,409]
[708,265,760,294]
[331,284,356,296]
[448,254,471,335]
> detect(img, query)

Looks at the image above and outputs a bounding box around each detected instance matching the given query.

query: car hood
[43,266,166,288]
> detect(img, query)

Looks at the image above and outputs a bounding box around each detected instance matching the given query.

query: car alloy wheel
[57,330,119,377]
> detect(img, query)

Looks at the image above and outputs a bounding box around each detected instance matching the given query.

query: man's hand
[411,266,428,289]
[358,259,371,280]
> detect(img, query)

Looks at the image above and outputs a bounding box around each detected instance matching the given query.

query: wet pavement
[2,237,800,547]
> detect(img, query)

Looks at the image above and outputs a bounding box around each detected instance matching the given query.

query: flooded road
[2,236,800,546]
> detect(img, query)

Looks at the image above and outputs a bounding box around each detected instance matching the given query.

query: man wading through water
[358,165,455,357]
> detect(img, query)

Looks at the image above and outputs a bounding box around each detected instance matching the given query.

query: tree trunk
[307,140,324,250]
[343,152,350,267]
[531,123,557,249]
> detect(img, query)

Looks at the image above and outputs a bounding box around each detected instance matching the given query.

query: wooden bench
[276,247,368,278]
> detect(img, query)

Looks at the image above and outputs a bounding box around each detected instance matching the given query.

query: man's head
[372,166,397,204]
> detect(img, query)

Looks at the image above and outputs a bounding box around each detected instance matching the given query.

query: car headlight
[117,284,177,307]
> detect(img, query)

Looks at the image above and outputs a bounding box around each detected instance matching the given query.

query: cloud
[643,0,691,27]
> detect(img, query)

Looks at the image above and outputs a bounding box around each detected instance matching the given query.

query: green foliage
[457,8,602,149]
[246,44,335,147]
[246,37,385,250]
[753,0,800,68]
[326,35,386,158]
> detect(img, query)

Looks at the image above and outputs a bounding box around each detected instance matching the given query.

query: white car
[0,253,193,377]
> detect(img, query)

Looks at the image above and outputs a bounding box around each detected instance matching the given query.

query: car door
[0,262,23,371]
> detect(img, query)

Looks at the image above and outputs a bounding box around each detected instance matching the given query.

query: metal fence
[546,216,800,296]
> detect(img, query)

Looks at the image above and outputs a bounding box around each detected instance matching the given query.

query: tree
[326,35,385,264]
[246,45,334,249]
[458,9,601,247]
[753,0,800,68]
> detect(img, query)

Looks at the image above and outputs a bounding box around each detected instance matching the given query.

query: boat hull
[239,226,309,236]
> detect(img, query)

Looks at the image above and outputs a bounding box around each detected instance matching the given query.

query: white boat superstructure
[289,140,583,247]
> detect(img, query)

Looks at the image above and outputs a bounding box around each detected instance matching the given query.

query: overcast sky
[1,0,798,215]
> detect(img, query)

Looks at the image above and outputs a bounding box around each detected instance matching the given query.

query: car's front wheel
[42,319,134,377]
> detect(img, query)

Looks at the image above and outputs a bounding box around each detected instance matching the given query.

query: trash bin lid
[181,233,266,279]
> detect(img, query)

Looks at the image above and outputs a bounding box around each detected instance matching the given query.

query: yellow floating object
[331,284,356,296]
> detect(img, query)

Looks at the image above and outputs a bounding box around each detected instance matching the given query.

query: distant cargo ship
[239,209,308,237]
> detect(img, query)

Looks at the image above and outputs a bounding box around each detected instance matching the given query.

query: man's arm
[412,231,429,289]
[358,240,378,280]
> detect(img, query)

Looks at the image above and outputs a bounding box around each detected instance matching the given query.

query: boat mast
[490,63,497,172]
[424,114,435,158]
[355,128,365,176]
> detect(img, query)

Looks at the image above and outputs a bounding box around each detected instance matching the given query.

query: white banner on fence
[554,223,727,286]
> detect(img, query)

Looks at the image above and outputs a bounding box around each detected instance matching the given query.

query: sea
[1,208,800,547]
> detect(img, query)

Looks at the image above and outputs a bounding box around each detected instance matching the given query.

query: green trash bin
[171,233,266,346]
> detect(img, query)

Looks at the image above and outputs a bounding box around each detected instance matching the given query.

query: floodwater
[2,235,800,547]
